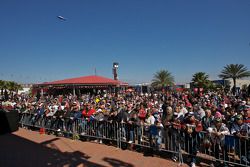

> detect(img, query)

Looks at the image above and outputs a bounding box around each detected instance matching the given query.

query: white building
[226,79,250,89]
[18,84,33,94]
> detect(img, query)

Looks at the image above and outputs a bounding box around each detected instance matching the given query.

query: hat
[186,103,192,108]
[244,105,250,111]
[241,101,246,105]
[97,109,103,113]
[214,111,222,118]
[214,117,222,122]
[235,114,243,120]
[187,112,194,117]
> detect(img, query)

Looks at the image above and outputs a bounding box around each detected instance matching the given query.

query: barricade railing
[19,113,250,167]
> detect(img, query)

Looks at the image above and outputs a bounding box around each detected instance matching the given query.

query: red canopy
[37,75,128,86]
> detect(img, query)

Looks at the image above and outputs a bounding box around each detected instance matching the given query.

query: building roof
[36,75,128,87]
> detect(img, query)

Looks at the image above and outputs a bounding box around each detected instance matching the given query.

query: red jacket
[82,109,96,118]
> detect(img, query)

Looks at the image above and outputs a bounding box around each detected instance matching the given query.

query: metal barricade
[18,113,249,167]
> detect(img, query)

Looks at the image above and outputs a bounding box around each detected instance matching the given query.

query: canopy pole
[73,86,76,96]
[41,88,44,97]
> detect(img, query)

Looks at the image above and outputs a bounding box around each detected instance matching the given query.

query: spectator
[208,117,230,167]
[231,114,250,165]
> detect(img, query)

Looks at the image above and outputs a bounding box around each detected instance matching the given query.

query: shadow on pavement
[0,133,105,167]
[103,157,134,167]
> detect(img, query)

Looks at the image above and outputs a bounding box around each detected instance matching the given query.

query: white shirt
[180,107,188,115]
[146,115,155,125]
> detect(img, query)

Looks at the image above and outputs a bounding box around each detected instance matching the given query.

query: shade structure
[35,75,128,87]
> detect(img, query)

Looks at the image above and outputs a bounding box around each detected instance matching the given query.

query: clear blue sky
[0,0,250,84]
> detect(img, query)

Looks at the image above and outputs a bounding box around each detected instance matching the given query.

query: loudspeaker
[0,110,19,134]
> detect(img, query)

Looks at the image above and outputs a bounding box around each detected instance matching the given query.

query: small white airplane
[57,16,66,21]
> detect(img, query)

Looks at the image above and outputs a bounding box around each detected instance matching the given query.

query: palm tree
[0,80,8,96]
[219,64,250,95]
[192,72,210,89]
[6,81,23,98]
[16,83,23,93]
[151,70,174,89]
[14,83,23,94]
[6,81,16,98]
[0,80,5,95]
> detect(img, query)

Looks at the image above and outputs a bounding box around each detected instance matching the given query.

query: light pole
[113,62,119,80]
[113,62,119,96]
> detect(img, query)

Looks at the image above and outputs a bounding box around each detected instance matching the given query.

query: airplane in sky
[57,16,66,21]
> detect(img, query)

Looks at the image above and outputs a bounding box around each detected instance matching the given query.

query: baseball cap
[235,114,243,120]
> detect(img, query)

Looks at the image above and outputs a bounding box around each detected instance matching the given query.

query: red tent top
[37,75,128,86]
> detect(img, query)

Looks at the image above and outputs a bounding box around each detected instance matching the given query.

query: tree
[219,64,250,95]
[151,70,174,89]
[0,80,23,99]
[192,72,210,89]
[15,83,23,94]
[6,81,15,98]
[0,80,6,95]
[0,80,9,100]
[6,81,23,98]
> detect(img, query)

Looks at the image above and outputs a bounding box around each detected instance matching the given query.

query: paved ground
[0,128,191,167]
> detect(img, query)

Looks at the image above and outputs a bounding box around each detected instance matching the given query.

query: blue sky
[0,0,250,84]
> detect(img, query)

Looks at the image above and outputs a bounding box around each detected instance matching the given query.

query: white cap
[97,109,102,112]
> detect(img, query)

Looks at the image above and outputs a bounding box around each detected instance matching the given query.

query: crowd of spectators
[0,90,249,167]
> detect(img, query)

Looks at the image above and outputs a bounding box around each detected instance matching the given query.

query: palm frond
[151,69,174,88]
